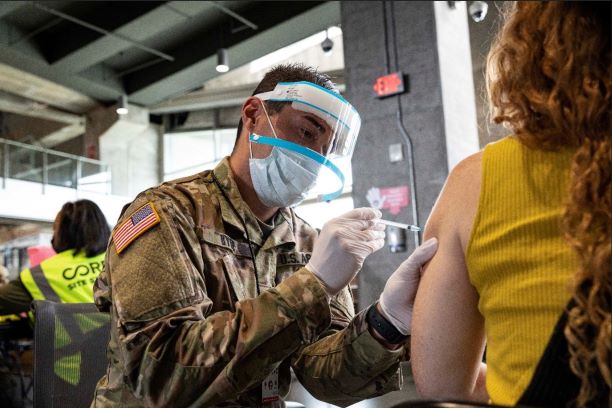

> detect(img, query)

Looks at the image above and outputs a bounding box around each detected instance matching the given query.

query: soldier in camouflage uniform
[92,64,437,407]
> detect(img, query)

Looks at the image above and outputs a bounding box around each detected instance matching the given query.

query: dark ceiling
[0,1,339,110]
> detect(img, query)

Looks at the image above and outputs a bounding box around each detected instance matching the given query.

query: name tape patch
[277,252,311,266]
[114,202,160,254]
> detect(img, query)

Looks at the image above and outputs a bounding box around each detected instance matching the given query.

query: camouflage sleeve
[103,187,332,406]
[291,293,406,407]
[0,279,33,315]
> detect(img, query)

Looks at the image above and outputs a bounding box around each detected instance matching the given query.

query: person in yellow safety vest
[0,200,110,396]
[0,199,110,316]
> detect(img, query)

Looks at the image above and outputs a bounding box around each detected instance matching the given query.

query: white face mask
[248,102,321,208]
[250,146,320,208]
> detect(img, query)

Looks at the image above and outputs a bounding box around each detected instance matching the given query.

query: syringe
[378,219,421,232]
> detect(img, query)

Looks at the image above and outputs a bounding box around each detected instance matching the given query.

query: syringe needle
[378,219,421,232]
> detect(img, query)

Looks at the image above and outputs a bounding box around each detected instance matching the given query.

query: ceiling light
[216,48,229,73]
[116,94,128,115]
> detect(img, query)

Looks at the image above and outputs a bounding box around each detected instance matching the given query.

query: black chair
[32,300,110,408]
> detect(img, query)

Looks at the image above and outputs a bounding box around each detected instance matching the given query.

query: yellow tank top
[466,136,579,405]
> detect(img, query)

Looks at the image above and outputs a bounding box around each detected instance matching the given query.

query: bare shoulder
[448,151,482,182]
[425,151,483,252]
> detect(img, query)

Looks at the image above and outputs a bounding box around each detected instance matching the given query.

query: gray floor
[286,362,422,408]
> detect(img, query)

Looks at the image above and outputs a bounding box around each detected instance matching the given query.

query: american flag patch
[113,202,160,254]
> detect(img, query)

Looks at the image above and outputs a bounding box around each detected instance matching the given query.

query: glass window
[163,129,236,181]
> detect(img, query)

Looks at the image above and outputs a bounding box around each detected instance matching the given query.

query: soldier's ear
[241,97,262,133]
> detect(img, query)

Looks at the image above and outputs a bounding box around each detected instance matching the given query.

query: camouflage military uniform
[92,158,405,407]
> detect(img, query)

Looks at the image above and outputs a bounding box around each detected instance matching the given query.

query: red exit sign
[373,72,406,98]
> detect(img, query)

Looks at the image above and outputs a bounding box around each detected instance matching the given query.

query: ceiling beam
[38,122,85,148]
[127,1,339,106]
[0,90,84,125]
[0,21,123,102]
[0,62,99,113]
[0,20,43,60]
[210,2,258,30]
[34,1,165,64]
[125,2,325,95]
[50,1,218,74]
[0,1,340,108]
[0,1,28,19]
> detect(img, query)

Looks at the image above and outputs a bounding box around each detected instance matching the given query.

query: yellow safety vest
[20,249,105,304]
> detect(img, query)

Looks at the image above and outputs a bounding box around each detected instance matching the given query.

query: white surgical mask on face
[248,102,321,208]
[250,146,320,207]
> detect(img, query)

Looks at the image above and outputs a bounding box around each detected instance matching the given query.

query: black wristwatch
[367,303,410,344]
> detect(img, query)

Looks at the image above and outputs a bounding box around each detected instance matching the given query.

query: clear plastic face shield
[251,81,361,203]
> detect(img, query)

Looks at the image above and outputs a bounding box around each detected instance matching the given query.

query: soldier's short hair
[233,63,337,150]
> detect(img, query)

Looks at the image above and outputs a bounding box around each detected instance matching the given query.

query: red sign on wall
[367,186,410,215]
[373,72,405,98]
[380,186,409,215]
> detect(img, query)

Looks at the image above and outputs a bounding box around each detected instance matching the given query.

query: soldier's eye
[299,127,316,142]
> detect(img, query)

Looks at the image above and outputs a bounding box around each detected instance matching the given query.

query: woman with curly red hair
[411,2,610,406]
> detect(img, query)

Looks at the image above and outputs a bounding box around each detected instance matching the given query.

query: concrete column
[341,1,479,309]
[97,104,161,198]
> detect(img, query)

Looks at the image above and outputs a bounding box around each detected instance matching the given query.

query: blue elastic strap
[249,134,345,201]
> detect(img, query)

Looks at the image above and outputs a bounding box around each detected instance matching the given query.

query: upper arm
[411,152,488,400]
[109,189,205,325]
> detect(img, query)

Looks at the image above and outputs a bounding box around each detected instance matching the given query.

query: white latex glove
[378,238,438,335]
[306,208,386,297]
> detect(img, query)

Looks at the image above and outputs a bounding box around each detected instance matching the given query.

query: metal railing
[0,137,111,194]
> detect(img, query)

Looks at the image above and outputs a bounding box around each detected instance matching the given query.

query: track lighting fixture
[116,94,128,115]
[216,48,229,73]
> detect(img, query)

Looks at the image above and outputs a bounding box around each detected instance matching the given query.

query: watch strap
[367,303,410,344]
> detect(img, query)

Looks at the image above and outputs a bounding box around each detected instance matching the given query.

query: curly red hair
[487,2,611,406]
